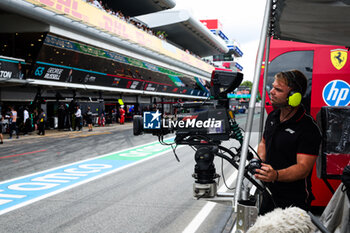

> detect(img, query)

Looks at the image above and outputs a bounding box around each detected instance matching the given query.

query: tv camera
[133,70,263,199]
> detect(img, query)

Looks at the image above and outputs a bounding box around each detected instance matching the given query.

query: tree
[240,80,252,89]
[239,81,261,101]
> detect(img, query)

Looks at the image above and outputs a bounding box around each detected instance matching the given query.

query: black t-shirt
[263,105,321,202]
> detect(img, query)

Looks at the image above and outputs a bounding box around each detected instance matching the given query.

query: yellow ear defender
[288,91,302,107]
[283,71,303,107]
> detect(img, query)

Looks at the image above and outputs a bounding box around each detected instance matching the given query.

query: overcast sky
[174,0,268,81]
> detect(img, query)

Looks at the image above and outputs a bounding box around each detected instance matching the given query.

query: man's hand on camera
[254,163,278,182]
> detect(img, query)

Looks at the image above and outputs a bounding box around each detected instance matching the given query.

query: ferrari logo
[331,49,348,70]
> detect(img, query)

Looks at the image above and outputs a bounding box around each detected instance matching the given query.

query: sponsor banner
[230,46,243,57]
[218,30,229,41]
[322,80,350,106]
[33,62,103,84]
[32,62,209,97]
[143,62,159,72]
[235,62,243,71]
[194,77,210,93]
[143,111,222,130]
[125,57,147,69]
[168,75,185,87]
[227,94,251,99]
[33,62,148,90]
[0,58,24,80]
[24,0,214,73]
[44,34,183,77]
[154,85,207,96]
[157,66,182,76]
[200,19,223,31]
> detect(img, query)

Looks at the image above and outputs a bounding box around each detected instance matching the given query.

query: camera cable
[238,126,263,161]
[216,146,265,192]
[158,135,180,162]
[220,155,235,190]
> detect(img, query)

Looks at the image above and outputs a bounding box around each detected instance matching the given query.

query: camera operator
[255,70,321,215]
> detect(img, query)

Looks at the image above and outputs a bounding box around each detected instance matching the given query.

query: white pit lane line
[182,145,258,233]
[182,171,237,233]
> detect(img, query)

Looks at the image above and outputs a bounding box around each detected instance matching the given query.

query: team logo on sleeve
[331,49,348,70]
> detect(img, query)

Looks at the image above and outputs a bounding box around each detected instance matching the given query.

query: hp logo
[323,80,350,106]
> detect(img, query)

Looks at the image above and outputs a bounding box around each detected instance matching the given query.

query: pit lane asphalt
[0,122,136,181]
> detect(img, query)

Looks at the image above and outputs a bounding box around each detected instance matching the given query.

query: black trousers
[9,122,18,137]
[74,117,82,130]
[259,191,308,215]
[24,119,32,134]
[38,122,45,135]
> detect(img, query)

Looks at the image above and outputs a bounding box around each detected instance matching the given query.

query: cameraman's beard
[271,100,289,109]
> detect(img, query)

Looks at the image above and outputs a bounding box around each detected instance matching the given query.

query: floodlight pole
[233,0,273,210]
